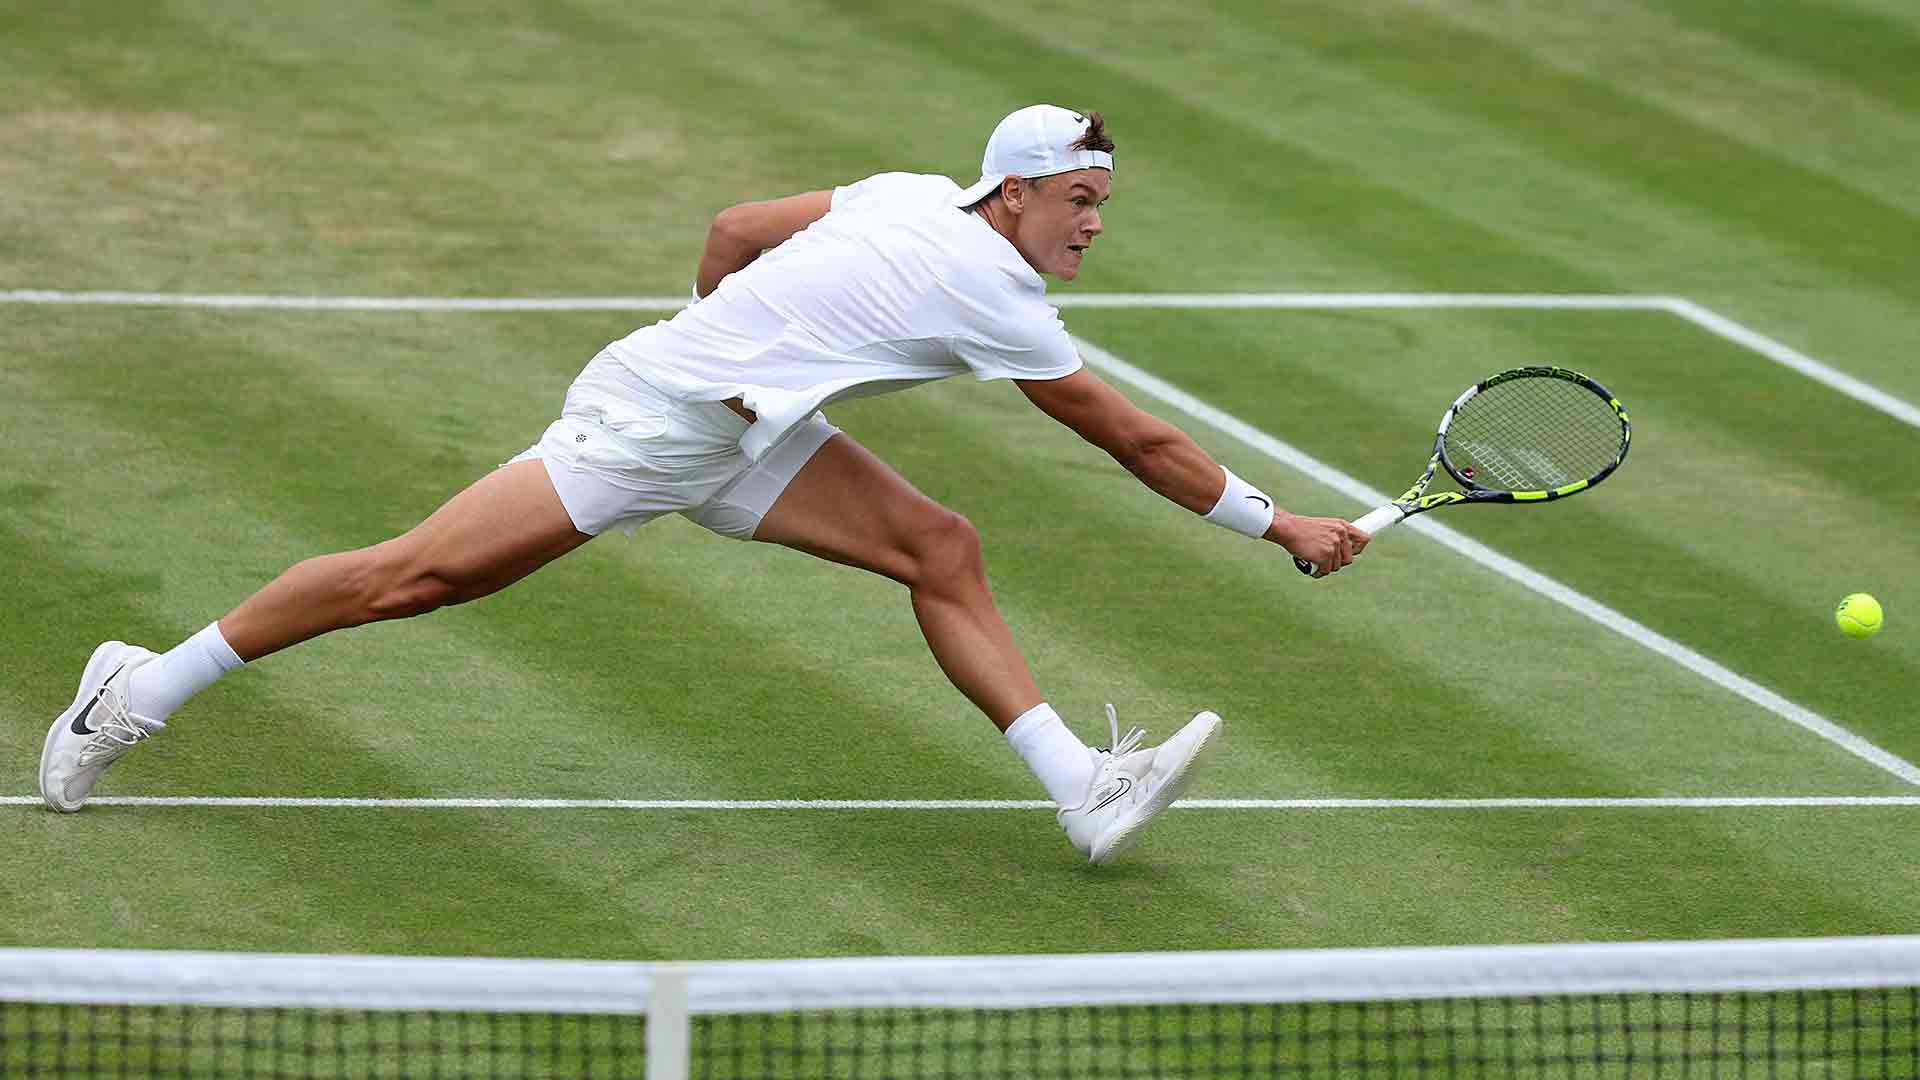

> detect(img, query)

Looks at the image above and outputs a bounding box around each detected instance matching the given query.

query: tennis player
[39,105,1367,864]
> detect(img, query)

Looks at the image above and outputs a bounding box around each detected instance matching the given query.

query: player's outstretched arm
[1016,368,1367,575]
[695,190,833,298]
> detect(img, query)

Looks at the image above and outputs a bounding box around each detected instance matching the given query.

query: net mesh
[0,1004,644,1078]
[693,992,1918,1078]
[5,993,1916,1078]
[3,940,1916,1079]
[1444,375,1624,492]
[0,999,645,1076]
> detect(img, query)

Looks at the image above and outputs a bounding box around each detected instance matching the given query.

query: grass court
[3,0,1918,962]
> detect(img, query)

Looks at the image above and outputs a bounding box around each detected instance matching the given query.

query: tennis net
[3,936,1916,1078]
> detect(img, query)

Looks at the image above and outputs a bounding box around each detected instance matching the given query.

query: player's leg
[705,423,1221,863]
[40,459,592,812]
[746,432,1043,730]
[733,430,1097,808]
[218,459,590,662]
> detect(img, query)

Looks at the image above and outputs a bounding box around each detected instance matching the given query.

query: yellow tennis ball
[1835,593,1883,639]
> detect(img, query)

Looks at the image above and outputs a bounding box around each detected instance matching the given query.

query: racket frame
[1431,365,1630,504]
[1295,365,1630,575]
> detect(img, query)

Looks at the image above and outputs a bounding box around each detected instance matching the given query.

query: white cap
[952,104,1113,208]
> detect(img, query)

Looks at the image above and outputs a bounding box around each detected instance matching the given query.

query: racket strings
[1444,377,1623,492]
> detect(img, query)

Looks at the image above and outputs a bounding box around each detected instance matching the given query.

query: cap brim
[951,174,1005,208]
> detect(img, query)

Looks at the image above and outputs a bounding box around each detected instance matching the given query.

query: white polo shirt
[602,172,1085,459]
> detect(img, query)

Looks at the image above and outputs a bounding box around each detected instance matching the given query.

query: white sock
[1005,703,1095,808]
[128,622,245,722]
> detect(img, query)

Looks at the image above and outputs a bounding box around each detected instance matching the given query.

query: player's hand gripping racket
[1295,365,1630,576]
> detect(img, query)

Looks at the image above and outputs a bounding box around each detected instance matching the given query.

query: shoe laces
[1099,703,1145,760]
[92,682,158,749]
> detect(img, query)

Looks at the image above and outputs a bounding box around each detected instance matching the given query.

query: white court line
[4,796,1919,809]
[5,288,1914,429]
[1072,335,1920,786]
[1659,298,1920,429]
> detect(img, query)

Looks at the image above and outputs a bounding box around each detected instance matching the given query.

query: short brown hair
[1070,110,1113,155]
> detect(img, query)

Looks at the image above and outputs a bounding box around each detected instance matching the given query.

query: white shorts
[508,354,840,539]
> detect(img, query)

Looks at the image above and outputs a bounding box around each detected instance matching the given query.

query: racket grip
[1353,505,1406,535]
[1293,505,1406,576]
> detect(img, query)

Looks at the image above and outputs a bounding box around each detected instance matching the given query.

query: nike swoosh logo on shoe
[1090,776,1133,813]
[69,662,127,736]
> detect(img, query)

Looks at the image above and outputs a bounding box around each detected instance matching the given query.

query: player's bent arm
[1016,368,1368,572]
[695,190,833,298]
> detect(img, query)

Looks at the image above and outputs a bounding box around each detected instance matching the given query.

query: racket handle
[1353,505,1406,535]
[1293,505,1406,576]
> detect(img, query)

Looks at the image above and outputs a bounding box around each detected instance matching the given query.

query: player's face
[1012,169,1109,281]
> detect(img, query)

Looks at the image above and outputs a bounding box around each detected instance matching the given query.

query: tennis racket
[1295,365,1630,576]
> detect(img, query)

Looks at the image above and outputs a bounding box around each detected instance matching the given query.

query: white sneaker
[40,641,164,812]
[1057,705,1222,865]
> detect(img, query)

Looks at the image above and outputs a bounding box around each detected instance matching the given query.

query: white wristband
[1202,466,1275,538]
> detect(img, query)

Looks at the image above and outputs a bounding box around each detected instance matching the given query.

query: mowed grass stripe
[842,1,1623,298]
[1522,0,1920,193]
[11,805,1919,955]
[1250,0,1920,298]
[1838,0,1920,34]
[0,1,784,292]
[956,0,1841,293]
[1319,0,1920,400]
[0,0,1082,297]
